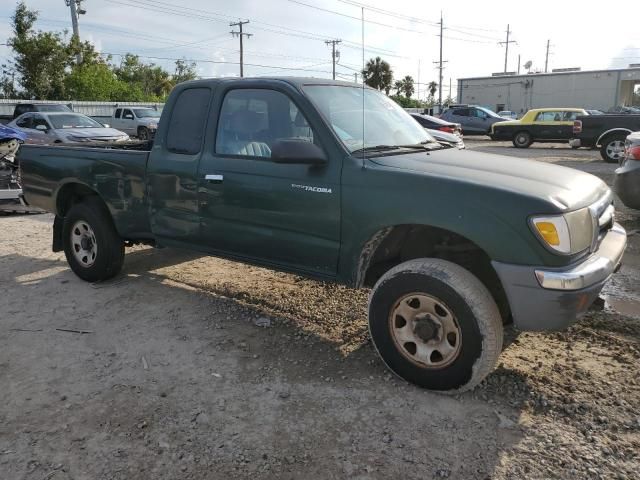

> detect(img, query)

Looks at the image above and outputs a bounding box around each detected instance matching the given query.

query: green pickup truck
[19,78,626,393]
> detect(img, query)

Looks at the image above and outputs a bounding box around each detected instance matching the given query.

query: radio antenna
[361,6,365,170]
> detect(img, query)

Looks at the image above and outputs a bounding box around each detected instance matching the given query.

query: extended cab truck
[19,78,627,393]
[111,107,161,140]
[570,114,640,163]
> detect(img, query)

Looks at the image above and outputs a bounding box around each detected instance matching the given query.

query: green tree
[399,75,415,98]
[173,59,198,85]
[362,56,393,94]
[393,80,403,96]
[8,2,74,99]
[64,62,140,101]
[427,81,438,100]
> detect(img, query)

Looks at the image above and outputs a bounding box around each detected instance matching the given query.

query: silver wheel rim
[606,140,625,159]
[389,293,462,368]
[516,134,528,145]
[71,220,98,268]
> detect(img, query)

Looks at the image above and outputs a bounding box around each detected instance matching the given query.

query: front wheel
[62,197,125,282]
[368,259,503,393]
[600,135,626,163]
[512,131,532,148]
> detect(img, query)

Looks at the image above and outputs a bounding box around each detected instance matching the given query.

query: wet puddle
[604,295,640,318]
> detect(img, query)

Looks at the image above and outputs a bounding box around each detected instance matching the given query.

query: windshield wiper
[352,142,436,155]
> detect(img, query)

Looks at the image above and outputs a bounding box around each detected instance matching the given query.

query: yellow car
[490,108,587,148]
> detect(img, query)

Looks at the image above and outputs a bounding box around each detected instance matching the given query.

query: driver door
[197,85,341,276]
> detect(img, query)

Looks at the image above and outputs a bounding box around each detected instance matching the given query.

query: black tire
[368,258,503,393]
[138,126,149,141]
[62,197,124,282]
[512,131,532,148]
[600,134,626,163]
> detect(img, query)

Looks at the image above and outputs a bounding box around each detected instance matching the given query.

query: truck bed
[18,142,152,237]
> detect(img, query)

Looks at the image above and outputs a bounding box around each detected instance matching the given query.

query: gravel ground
[1,141,639,479]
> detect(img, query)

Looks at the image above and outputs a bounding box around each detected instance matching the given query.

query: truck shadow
[2,250,535,479]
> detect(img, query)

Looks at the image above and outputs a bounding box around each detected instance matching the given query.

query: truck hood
[369,149,609,212]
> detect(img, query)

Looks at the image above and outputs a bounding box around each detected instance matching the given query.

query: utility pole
[65,0,85,64]
[433,12,448,110]
[518,54,521,74]
[449,77,452,104]
[545,39,551,73]
[499,24,516,73]
[325,39,342,80]
[437,12,444,109]
[353,72,358,83]
[230,20,252,77]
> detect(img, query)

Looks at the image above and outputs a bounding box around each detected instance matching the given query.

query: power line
[230,20,252,77]
[99,52,337,74]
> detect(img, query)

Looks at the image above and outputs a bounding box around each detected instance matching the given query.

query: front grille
[590,191,614,251]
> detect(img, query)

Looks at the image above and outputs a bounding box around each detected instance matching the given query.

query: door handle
[205,174,224,183]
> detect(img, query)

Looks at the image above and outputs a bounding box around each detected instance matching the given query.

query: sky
[1,0,639,101]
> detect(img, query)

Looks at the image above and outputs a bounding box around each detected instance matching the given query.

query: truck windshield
[302,85,434,153]
[133,109,161,118]
[49,114,103,129]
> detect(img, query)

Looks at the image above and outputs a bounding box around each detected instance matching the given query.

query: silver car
[9,112,129,144]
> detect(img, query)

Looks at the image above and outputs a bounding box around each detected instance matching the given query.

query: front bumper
[492,223,626,331]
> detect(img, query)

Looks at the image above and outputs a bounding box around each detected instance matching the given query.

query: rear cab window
[114,108,122,119]
[166,87,212,155]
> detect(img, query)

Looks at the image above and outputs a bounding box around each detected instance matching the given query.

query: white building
[457,66,640,115]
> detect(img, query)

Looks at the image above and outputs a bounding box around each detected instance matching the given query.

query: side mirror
[271,139,327,165]
[35,124,48,132]
[124,115,133,120]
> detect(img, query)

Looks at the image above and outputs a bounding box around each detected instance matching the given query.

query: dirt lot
[1,141,639,479]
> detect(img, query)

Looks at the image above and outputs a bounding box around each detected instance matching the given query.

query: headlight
[531,208,594,255]
[69,136,91,142]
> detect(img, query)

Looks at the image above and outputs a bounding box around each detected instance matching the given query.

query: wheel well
[597,129,631,146]
[56,183,103,217]
[359,225,511,322]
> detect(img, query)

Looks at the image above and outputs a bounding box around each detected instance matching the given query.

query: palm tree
[362,56,393,93]
[428,81,438,100]
[400,75,415,98]
[393,80,403,96]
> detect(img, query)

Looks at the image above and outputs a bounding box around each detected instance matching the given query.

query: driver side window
[16,114,32,129]
[215,89,314,159]
[32,114,50,130]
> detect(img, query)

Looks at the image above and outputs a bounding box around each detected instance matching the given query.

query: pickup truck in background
[18,78,626,393]
[571,114,640,162]
[110,106,161,140]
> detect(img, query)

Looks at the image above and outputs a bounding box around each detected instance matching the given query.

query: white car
[497,110,518,120]
[9,112,129,144]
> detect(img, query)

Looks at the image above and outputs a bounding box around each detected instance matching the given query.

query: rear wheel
[62,197,124,282]
[512,131,532,148]
[600,135,626,163]
[368,258,503,393]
